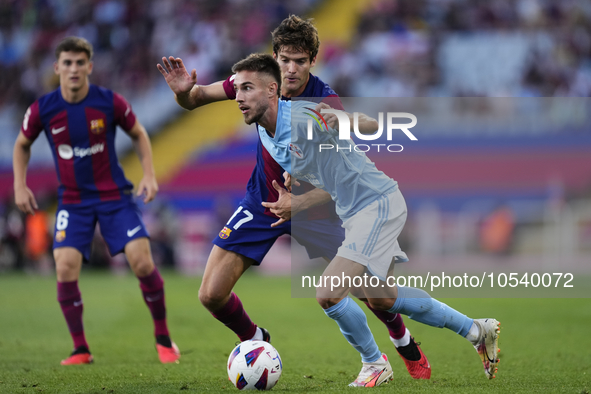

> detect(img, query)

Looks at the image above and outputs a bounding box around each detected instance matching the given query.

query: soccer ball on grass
[227,341,282,390]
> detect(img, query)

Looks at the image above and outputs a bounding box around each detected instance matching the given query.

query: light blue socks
[324,297,382,362]
[388,286,473,337]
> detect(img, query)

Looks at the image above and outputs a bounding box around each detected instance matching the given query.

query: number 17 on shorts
[219,206,254,239]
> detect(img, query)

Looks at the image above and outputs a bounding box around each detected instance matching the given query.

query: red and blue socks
[138,268,170,340]
[364,301,407,341]
[211,292,257,342]
[57,280,88,351]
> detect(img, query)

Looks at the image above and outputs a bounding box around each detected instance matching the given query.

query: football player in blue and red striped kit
[13,37,180,365]
[158,15,430,379]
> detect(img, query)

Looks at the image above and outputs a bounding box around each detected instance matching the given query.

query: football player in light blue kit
[231,53,501,387]
[158,15,432,381]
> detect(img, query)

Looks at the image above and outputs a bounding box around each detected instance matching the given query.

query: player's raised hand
[157,56,197,96]
[282,171,300,192]
[137,175,159,204]
[14,185,38,215]
[315,102,338,129]
[262,180,291,227]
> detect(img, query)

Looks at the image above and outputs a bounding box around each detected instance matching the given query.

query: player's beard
[244,102,268,125]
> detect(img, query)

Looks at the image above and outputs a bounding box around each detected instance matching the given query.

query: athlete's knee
[198,285,229,311]
[54,248,82,281]
[316,297,342,310]
[55,261,77,280]
[131,258,154,277]
[366,297,396,311]
[126,243,154,277]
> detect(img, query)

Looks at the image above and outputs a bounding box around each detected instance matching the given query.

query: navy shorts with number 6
[53,196,149,260]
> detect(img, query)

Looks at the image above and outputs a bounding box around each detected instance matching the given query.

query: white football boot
[472,318,501,379]
[349,353,393,387]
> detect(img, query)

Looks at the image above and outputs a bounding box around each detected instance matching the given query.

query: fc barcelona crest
[90,119,105,134]
[219,226,232,239]
[55,230,66,242]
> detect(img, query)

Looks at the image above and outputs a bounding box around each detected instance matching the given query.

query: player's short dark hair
[232,53,282,97]
[272,14,319,61]
[55,37,93,60]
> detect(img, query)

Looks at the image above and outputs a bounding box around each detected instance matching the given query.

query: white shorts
[336,189,409,280]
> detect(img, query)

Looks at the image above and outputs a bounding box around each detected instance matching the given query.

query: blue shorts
[53,197,149,260]
[212,199,345,264]
[291,216,345,261]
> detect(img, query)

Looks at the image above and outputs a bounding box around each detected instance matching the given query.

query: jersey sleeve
[20,101,44,141]
[113,92,137,131]
[222,74,237,99]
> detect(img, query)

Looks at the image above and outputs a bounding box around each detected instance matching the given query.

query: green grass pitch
[1,271,589,393]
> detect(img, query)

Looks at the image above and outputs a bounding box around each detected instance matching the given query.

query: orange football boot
[157,342,180,363]
[61,350,93,365]
[396,337,431,379]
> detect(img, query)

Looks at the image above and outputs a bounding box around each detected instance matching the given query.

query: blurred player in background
[12,37,180,365]
[158,15,430,380]
[231,53,501,385]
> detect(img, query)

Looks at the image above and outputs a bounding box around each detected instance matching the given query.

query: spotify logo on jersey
[58,144,73,160]
[57,143,105,160]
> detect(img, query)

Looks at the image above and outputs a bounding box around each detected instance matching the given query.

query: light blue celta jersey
[258,99,397,220]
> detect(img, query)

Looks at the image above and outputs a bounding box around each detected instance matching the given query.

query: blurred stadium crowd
[1,0,591,273]
[2,0,591,114]
[323,0,591,97]
[0,0,320,111]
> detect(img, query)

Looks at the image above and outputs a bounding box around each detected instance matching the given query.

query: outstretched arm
[13,132,38,215]
[126,120,158,203]
[157,56,228,110]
